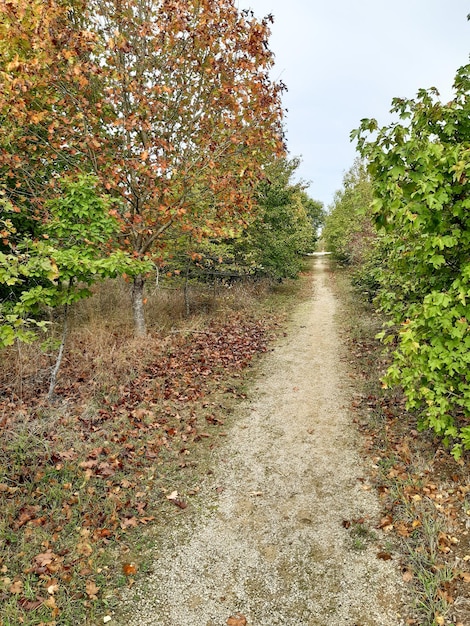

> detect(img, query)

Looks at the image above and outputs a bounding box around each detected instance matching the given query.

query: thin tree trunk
[184,261,191,317]
[132,273,147,336]
[48,300,69,401]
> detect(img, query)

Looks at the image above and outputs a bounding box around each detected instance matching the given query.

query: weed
[0,272,305,625]
[332,266,470,626]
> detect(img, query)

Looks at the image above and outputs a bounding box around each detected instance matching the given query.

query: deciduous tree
[354,63,470,456]
[1,0,285,335]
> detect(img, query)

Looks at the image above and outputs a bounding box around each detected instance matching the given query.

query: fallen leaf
[170,498,188,509]
[18,597,45,610]
[44,595,58,609]
[377,551,392,561]
[47,583,59,595]
[33,550,56,567]
[85,579,100,599]
[227,614,247,626]
[166,490,179,500]
[460,571,470,583]
[121,517,139,528]
[378,515,393,531]
[402,570,413,583]
[122,563,138,576]
[9,580,23,594]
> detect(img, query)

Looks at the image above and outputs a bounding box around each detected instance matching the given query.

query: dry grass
[332,266,470,626]
[0,273,304,626]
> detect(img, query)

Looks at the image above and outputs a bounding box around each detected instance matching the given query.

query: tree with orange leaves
[0,0,285,334]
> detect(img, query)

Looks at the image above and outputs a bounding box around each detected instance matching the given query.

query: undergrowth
[333,265,470,626]
[0,273,307,626]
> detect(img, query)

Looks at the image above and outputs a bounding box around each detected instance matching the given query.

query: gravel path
[118,256,407,626]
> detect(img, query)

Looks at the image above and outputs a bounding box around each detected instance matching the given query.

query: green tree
[354,63,470,456]
[0,175,150,395]
[323,159,375,266]
[235,158,323,280]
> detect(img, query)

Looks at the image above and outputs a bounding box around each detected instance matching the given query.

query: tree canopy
[353,63,470,456]
[1,0,286,333]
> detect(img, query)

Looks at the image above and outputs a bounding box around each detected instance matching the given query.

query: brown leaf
[227,614,247,626]
[85,579,99,599]
[121,517,139,529]
[378,515,393,530]
[377,551,392,561]
[122,563,138,576]
[18,596,45,610]
[33,551,56,567]
[171,498,188,509]
[9,580,23,594]
[402,570,413,583]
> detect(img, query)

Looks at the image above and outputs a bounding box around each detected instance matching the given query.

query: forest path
[119,256,406,626]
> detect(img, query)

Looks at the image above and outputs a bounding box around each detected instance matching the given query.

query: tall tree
[323,159,374,265]
[1,0,285,335]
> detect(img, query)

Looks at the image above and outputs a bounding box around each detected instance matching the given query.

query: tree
[322,159,374,266]
[158,158,323,286]
[353,63,470,456]
[238,158,322,280]
[0,175,150,395]
[1,0,285,335]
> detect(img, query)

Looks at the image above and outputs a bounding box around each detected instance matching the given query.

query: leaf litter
[0,310,276,625]
[116,257,409,625]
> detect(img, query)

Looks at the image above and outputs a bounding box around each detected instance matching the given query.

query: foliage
[160,158,324,284]
[0,0,286,333]
[322,159,375,266]
[233,158,324,280]
[0,175,150,348]
[354,63,470,456]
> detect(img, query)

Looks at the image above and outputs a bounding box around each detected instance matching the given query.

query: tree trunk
[132,273,147,336]
[48,300,69,401]
[184,260,191,317]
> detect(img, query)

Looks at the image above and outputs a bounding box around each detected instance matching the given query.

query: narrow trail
[120,257,406,626]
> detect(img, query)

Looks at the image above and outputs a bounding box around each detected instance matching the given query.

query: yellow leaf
[48,259,60,282]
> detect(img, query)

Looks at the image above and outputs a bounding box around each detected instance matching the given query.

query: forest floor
[116,256,408,625]
[2,257,470,626]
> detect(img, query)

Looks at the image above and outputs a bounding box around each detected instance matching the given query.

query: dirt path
[119,257,406,625]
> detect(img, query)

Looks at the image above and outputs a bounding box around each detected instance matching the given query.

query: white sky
[238,0,470,207]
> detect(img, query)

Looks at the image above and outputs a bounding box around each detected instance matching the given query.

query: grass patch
[0,273,307,626]
[332,265,470,626]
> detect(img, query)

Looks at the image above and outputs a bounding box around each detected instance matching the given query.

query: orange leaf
[122,563,138,576]
[227,615,247,626]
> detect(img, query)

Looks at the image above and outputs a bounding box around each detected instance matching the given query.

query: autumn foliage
[1,0,286,333]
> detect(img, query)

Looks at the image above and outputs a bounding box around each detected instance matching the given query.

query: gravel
[117,257,407,626]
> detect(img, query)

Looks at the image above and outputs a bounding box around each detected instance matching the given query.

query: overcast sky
[238,0,470,207]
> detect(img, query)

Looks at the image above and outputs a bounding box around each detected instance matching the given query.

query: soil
[117,256,408,625]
